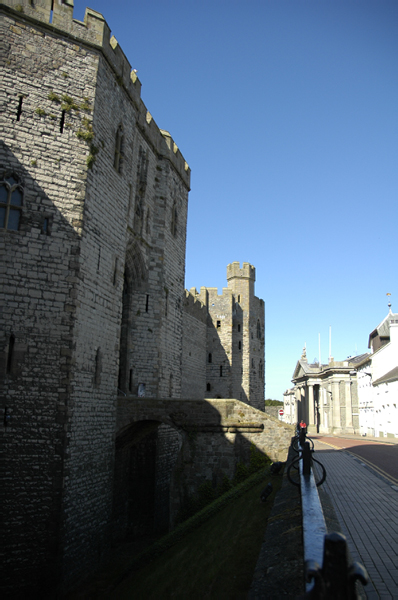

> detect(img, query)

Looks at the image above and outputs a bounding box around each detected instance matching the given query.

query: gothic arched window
[0,174,23,231]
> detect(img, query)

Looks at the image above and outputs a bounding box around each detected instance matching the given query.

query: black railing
[288,430,368,599]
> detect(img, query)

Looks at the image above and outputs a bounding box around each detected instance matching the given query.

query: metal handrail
[287,432,368,598]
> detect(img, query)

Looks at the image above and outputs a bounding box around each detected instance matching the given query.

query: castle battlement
[1,0,190,187]
[183,290,207,323]
[226,261,256,282]
[206,287,233,301]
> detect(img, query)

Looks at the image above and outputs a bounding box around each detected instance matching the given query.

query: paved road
[313,435,398,483]
[312,438,398,599]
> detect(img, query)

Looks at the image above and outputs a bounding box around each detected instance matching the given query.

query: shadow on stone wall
[1,145,84,596]
[114,398,293,541]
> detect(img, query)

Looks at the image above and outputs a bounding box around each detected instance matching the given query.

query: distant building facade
[283,388,297,425]
[289,347,364,434]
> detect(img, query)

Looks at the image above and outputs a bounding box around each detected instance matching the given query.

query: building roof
[373,366,398,386]
[291,354,366,383]
[348,353,371,367]
[368,309,398,348]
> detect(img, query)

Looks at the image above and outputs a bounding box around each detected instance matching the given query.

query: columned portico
[291,350,361,435]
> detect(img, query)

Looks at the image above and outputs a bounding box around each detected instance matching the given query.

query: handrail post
[302,441,311,476]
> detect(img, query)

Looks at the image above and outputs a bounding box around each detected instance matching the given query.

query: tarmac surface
[311,434,398,599]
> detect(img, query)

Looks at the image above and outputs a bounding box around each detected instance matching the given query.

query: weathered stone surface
[116,397,294,524]
[182,263,265,411]
[1,1,189,596]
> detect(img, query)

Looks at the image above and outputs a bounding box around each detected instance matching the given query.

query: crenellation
[2,0,190,187]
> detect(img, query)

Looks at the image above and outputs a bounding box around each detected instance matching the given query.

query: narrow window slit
[60,110,66,133]
[7,334,15,374]
[113,258,118,286]
[129,369,133,392]
[16,96,23,122]
[145,294,149,312]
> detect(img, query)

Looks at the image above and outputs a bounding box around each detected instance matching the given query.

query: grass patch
[112,471,282,599]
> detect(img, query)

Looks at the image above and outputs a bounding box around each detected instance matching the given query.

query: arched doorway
[112,420,183,544]
[118,240,148,395]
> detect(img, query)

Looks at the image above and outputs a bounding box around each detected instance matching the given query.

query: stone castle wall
[1,1,190,595]
[182,290,207,398]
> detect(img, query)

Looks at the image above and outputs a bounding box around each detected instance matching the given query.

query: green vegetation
[114,470,282,599]
[61,94,80,112]
[80,97,92,111]
[76,117,98,169]
[48,91,61,104]
[76,117,94,143]
[265,399,283,406]
[86,145,99,169]
[70,466,283,599]
[35,107,46,116]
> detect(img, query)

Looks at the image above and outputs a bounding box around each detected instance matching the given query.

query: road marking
[346,450,398,486]
[313,438,398,485]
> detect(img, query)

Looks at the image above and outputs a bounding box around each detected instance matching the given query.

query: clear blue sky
[75,0,398,400]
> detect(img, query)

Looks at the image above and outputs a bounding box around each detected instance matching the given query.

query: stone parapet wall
[117,398,293,464]
[117,397,293,525]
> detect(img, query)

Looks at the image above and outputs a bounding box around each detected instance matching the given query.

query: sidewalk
[313,439,398,599]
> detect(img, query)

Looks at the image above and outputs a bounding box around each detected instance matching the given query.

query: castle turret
[227,262,255,305]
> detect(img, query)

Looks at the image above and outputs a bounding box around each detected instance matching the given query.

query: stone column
[307,384,315,433]
[332,379,341,431]
[301,386,306,422]
[345,379,353,431]
[295,387,301,422]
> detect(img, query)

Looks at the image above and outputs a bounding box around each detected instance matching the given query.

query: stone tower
[182,263,265,410]
[226,262,264,409]
[1,0,190,595]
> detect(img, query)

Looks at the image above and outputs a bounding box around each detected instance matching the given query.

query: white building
[283,388,297,425]
[356,308,398,438]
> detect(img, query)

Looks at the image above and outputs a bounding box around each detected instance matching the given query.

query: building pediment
[292,360,318,381]
[292,360,305,380]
